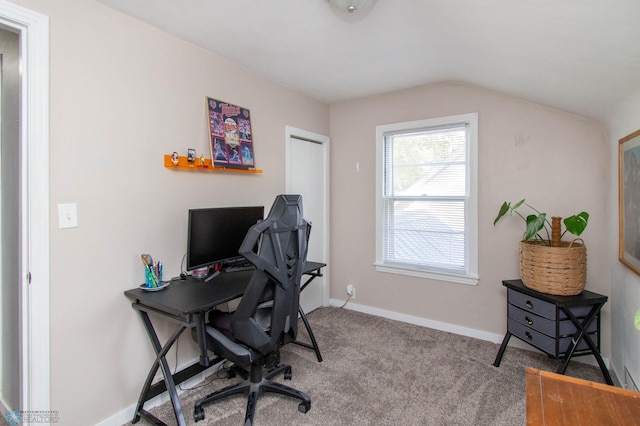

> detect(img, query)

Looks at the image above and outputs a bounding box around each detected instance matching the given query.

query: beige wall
[607,89,640,390]
[329,81,611,350]
[15,0,328,424]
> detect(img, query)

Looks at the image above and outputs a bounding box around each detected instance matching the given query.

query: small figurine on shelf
[200,154,206,165]
[171,151,179,165]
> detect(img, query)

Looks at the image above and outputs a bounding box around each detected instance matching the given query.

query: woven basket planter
[519,239,587,296]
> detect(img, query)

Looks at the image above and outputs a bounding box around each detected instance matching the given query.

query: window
[375,113,478,285]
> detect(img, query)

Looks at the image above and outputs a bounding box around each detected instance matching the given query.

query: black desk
[124,261,325,426]
[493,279,612,385]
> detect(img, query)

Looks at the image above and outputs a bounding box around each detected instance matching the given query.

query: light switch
[58,203,78,229]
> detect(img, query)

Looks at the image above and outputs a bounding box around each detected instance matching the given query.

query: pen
[146,265,157,287]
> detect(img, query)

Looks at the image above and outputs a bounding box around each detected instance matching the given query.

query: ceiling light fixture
[328,0,376,13]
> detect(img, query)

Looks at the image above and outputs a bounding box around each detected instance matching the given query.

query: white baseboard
[329,298,505,344]
[328,298,612,370]
[95,360,224,426]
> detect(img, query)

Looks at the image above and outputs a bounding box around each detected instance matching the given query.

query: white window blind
[376,114,478,285]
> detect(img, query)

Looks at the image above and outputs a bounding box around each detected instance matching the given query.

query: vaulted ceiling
[98,0,640,123]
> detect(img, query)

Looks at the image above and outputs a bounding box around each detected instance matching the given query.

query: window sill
[374,262,479,286]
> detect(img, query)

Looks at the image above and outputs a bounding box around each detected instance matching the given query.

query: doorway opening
[0,1,50,417]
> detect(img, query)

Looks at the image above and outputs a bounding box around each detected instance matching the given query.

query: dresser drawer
[507,318,596,355]
[508,288,593,320]
[508,303,598,337]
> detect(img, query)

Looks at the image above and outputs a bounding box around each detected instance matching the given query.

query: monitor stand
[204,270,220,282]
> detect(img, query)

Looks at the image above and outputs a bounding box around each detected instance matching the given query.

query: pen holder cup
[145,268,162,288]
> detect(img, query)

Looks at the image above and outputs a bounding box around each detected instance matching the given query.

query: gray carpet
[139,306,606,425]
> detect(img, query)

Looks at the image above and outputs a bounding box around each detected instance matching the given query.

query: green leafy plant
[494,199,589,246]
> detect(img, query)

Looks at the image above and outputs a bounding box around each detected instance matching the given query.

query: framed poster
[207,97,255,169]
[619,129,640,275]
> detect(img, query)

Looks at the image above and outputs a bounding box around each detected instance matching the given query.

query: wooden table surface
[526,367,640,425]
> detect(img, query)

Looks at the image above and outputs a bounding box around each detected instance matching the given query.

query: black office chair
[193,194,312,425]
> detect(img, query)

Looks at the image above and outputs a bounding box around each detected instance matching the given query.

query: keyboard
[225,265,255,272]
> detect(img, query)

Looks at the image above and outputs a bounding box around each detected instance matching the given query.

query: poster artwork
[620,129,640,275]
[207,97,255,169]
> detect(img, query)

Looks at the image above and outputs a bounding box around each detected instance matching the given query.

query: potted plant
[494,199,589,245]
[494,199,589,295]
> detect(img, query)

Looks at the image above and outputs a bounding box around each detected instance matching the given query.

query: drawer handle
[525,331,533,341]
[525,300,534,310]
[525,316,533,325]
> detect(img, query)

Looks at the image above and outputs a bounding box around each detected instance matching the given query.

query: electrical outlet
[346,284,355,299]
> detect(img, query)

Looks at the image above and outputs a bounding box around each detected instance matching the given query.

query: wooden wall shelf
[163,154,263,173]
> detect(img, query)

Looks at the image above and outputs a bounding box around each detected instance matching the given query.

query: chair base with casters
[192,316,312,424]
[193,355,311,424]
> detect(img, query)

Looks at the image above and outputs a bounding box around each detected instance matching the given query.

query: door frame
[285,126,330,307]
[0,0,49,414]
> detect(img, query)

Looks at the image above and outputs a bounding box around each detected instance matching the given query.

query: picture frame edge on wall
[618,128,640,276]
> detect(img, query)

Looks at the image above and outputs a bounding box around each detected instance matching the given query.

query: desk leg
[292,272,323,362]
[493,332,511,367]
[293,306,323,362]
[559,304,613,385]
[134,310,187,426]
[195,312,211,367]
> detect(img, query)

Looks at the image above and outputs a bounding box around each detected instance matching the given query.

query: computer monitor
[186,206,264,272]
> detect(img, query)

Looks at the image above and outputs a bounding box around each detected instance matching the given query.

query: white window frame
[375,113,479,285]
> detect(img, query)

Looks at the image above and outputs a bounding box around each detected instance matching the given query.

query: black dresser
[493,279,612,385]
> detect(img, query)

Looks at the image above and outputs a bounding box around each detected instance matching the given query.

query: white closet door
[286,127,329,313]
